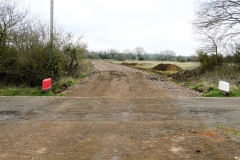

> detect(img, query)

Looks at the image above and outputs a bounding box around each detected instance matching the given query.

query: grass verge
[0,76,85,96]
[0,87,57,96]
[188,82,240,97]
[216,125,240,136]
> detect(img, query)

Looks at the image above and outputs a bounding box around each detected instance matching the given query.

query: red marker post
[42,78,52,93]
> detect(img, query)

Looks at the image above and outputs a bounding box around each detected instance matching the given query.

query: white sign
[218,81,230,93]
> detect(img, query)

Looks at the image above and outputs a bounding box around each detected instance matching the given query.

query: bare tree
[197,31,225,66]
[123,49,135,60]
[0,0,29,48]
[107,48,118,59]
[162,50,176,61]
[123,49,131,54]
[193,0,240,67]
[133,47,145,60]
[193,0,240,40]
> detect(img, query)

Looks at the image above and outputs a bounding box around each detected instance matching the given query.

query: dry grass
[122,60,199,70]
[200,66,240,88]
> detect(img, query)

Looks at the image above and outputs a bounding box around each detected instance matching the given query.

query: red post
[42,78,52,92]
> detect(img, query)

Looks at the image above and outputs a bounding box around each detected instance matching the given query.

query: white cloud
[23,0,198,56]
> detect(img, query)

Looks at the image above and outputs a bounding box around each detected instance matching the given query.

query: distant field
[111,60,199,70]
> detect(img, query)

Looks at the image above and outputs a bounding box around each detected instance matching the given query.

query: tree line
[86,47,198,62]
[0,0,87,86]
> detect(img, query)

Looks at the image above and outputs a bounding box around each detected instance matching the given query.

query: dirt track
[0,60,240,160]
[65,60,201,98]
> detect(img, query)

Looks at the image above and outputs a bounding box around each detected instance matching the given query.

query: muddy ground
[0,60,240,160]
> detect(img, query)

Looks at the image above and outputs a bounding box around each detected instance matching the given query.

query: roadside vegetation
[216,124,240,137]
[109,0,240,97]
[0,0,92,96]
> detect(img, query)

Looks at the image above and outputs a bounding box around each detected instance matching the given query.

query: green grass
[230,130,240,136]
[203,87,240,97]
[229,88,240,97]
[215,125,240,136]
[51,77,80,94]
[188,82,240,97]
[0,87,56,96]
[0,77,83,96]
[148,72,158,77]
[203,88,225,97]
[78,73,87,79]
[216,125,226,129]
[189,83,204,92]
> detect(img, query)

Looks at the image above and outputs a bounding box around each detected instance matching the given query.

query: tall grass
[186,64,240,97]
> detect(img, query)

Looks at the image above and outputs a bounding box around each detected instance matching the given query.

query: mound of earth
[152,64,181,71]
[121,62,138,66]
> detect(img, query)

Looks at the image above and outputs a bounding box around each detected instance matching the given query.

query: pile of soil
[152,64,181,71]
[121,62,138,66]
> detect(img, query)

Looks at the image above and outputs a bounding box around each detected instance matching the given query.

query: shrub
[197,51,224,72]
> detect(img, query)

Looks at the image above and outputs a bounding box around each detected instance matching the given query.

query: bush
[197,51,224,72]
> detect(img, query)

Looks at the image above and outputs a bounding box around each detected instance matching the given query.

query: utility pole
[50,0,54,60]
[50,0,53,44]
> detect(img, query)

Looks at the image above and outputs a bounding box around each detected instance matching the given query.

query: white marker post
[218,81,230,95]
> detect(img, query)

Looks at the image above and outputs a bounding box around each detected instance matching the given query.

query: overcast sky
[23,0,198,56]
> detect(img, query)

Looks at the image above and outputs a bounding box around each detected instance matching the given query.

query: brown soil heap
[152,63,182,71]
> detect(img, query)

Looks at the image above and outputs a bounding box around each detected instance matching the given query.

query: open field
[111,60,200,78]
[111,60,199,70]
